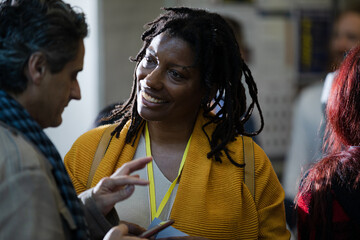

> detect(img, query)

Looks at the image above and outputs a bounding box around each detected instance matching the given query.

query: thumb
[104,224,129,240]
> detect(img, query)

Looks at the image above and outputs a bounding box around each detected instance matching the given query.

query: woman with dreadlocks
[296,44,360,239]
[65,7,289,239]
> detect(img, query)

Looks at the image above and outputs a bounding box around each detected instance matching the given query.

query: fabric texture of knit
[65,113,290,239]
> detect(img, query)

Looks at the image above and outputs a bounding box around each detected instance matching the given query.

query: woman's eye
[168,69,184,80]
[142,56,156,68]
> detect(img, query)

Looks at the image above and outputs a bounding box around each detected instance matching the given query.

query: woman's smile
[141,90,167,104]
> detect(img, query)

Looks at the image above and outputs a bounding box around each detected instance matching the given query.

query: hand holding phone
[139,219,175,238]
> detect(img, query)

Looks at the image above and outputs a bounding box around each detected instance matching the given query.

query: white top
[282,81,324,199]
[321,71,336,105]
[283,72,337,199]
[115,134,178,228]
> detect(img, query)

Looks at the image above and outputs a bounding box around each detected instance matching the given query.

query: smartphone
[138,219,175,238]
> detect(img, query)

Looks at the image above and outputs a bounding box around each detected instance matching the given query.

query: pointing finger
[102,176,149,190]
[111,157,152,177]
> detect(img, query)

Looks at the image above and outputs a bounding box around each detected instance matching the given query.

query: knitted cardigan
[65,114,290,240]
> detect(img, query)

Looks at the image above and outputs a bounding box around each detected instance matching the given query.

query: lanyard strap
[145,122,192,220]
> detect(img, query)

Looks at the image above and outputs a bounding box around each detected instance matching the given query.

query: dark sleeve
[333,183,360,225]
[79,189,119,240]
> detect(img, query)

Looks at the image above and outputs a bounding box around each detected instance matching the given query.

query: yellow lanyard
[145,122,192,221]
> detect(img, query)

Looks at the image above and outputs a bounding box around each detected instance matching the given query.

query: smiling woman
[65,7,290,240]
[136,33,202,127]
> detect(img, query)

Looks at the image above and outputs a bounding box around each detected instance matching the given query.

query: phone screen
[138,219,175,238]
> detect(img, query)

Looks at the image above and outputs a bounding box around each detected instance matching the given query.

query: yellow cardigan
[65,115,290,240]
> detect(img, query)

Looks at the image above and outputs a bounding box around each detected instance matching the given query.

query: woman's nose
[143,67,164,90]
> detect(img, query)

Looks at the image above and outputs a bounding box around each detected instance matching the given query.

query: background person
[0,0,149,239]
[296,43,360,240]
[282,2,360,230]
[328,4,360,70]
[65,7,290,239]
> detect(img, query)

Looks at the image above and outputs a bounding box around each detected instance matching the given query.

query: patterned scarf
[0,90,89,239]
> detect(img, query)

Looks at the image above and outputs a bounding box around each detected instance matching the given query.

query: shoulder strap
[242,136,255,199]
[86,124,117,188]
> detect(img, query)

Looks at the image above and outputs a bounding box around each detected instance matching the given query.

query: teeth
[142,91,166,103]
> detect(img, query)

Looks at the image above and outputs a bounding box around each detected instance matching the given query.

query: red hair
[326,44,360,152]
[296,44,360,238]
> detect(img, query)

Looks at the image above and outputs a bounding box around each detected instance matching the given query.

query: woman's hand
[92,157,151,215]
[104,223,147,240]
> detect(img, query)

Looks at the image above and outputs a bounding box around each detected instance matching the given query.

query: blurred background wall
[48,0,356,180]
[45,0,99,159]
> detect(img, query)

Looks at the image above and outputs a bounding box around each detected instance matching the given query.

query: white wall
[100,0,164,107]
[45,0,99,158]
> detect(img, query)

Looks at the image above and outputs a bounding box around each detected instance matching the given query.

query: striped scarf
[0,90,89,239]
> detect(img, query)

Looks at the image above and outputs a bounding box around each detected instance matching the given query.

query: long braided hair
[110,7,264,167]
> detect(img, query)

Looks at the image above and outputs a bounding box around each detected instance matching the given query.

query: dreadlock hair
[110,7,264,167]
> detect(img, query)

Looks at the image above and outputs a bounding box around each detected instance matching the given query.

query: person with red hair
[296,44,360,239]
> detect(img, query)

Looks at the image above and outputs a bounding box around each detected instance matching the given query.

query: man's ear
[26,52,47,85]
